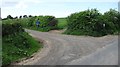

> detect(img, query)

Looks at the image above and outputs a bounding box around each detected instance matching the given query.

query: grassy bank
[2,20,42,66]
[2,32,42,66]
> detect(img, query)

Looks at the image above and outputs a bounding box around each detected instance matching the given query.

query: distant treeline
[2,15,58,32]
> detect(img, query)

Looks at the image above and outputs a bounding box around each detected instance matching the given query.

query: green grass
[2,32,42,66]
[57,18,67,29]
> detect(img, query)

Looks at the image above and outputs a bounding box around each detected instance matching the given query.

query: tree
[29,15,32,17]
[7,15,13,19]
[14,16,18,19]
[19,16,22,18]
[23,15,27,18]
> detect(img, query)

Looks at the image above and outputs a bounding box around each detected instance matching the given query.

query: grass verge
[2,32,42,66]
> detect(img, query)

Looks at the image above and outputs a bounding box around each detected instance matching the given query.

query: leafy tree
[19,16,22,18]
[28,15,32,17]
[23,15,27,18]
[7,15,13,19]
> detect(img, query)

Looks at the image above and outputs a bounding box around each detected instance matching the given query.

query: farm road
[17,29,118,65]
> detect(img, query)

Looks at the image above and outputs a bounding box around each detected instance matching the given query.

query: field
[57,18,67,29]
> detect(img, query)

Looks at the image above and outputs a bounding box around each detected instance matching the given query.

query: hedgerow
[64,9,120,36]
[2,19,41,66]
[33,16,58,31]
[19,15,58,32]
[2,19,24,36]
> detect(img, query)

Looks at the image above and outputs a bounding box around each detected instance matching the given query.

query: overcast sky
[1,0,119,18]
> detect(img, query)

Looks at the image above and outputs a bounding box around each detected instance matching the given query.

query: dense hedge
[2,15,58,35]
[2,19,24,36]
[34,16,58,30]
[19,15,58,31]
[2,19,41,66]
[2,32,41,66]
[65,9,120,36]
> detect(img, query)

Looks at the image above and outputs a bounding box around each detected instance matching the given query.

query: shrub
[103,9,120,33]
[2,19,24,36]
[27,17,36,27]
[65,9,120,36]
[2,19,41,66]
[33,15,58,31]
[2,32,41,66]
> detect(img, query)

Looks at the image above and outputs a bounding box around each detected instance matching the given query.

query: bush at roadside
[64,9,120,37]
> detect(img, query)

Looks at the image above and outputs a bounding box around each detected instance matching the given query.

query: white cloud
[2,0,119,8]
[1,0,43,18]
[2,0,42,8]
[39,0,119,2]
[15,0,43,9]
[15,1,27,9]
[0,0,2,7]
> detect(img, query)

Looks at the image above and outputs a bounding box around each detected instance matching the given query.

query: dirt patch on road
[49,29,66,34]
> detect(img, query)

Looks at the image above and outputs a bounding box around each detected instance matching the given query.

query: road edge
[11,33,52,65]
